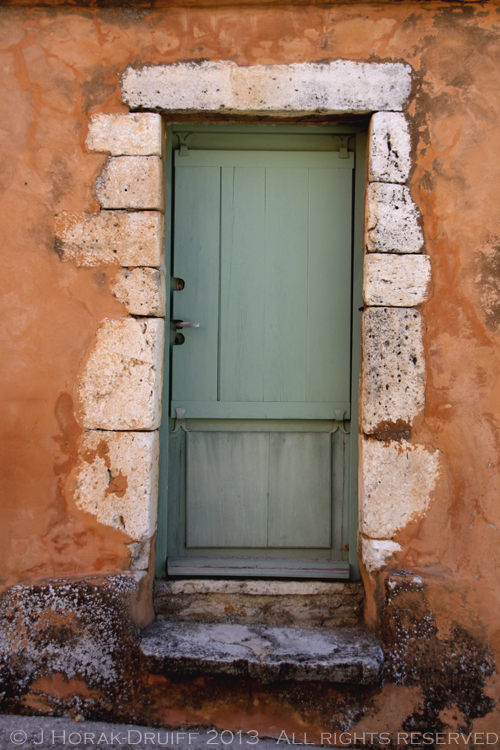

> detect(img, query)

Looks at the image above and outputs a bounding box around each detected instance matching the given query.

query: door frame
[156,122,367,581]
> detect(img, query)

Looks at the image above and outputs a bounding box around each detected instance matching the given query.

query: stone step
[140,620,383,685]
[153,579,364,627]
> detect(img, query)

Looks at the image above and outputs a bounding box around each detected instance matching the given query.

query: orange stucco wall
[2,0,500,738]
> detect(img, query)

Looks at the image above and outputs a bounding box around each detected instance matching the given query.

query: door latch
[173,320,200,329]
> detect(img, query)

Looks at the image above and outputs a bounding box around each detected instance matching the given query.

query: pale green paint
[171,150,353,420]
[157,124,365,580]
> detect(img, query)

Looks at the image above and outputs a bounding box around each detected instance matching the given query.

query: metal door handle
[174,320,200,329]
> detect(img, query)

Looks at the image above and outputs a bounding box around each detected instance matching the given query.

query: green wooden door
[167,132,354,578]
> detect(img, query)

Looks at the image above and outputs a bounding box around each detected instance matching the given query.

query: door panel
[171,167,221,404]
[171,150,353,420]
[167,137,354,576]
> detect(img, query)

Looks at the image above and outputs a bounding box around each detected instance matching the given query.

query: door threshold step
[140,620,383,685]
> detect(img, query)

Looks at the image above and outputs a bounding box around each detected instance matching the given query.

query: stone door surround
[55,60,439,583]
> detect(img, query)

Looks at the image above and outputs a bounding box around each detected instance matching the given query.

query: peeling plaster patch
[77,318,164,431]
[54,211,164,268]
[474,238,500,332]
[73,430,159,541]
[361,538,402,575]
[360,439,442,539]
[121,61,412,114]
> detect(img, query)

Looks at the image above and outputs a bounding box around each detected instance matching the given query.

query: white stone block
[361,308,425,436]
[78,318,164,430]
[95,156,164,210]
[86,113,162,156]
[365,183,423,254]
[111,268,166,317]
[128,539,152,571]
[360,438,441,539]
[73,430,159,542]
[55,211,164,267]
[363,254,432,307]
[361,538,402,575]
[368,112,411,184]
[121,61,412,114]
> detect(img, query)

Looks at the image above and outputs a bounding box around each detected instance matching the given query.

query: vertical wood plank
[268,432,332,548]
[186,432,269,548]
[264,168,309,403]
[171,165,221,405]
[307,168,353,404]
[220,167,266,402]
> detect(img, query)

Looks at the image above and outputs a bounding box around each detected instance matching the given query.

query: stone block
[121,60,412,114]
[368,112,411,184]
[141,619,383,685]
[86,113,162,156]
[360,438,441,539]
[95,156,164,210]
[73,431,159,541]
[128,539,152,571]
[153,580,364,627]
[111,268,166,317]
[361,307,425,436]
[363,253,432,307]
[361,538,402,575]
[365,183,423,254]
[55,211,164,267]
[78,318,164,430]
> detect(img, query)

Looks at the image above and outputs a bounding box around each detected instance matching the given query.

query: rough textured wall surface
[1,0,500,739]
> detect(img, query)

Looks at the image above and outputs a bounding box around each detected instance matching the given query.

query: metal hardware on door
[174,320,200,329]
[172,277,185,291]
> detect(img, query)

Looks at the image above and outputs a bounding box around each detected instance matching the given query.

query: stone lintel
[121,61,412,114]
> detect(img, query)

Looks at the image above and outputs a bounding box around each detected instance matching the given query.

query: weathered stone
[141,620,383,685]
[86,113,162,156]
[128,539,151,571]
[122,61,412,114]
[363,253,432,307]
[365,183,423,254]
[360,438,441,539]
[73,431,159,541]
[0,577,139,695]
[153,580,364,627]
[368,112,411,184]
[361,307,425,436]
[78,318,164,430]
[111,268,166,317]
[361,538,402,575]
[55,211,164,267]
[95,157,164,210]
